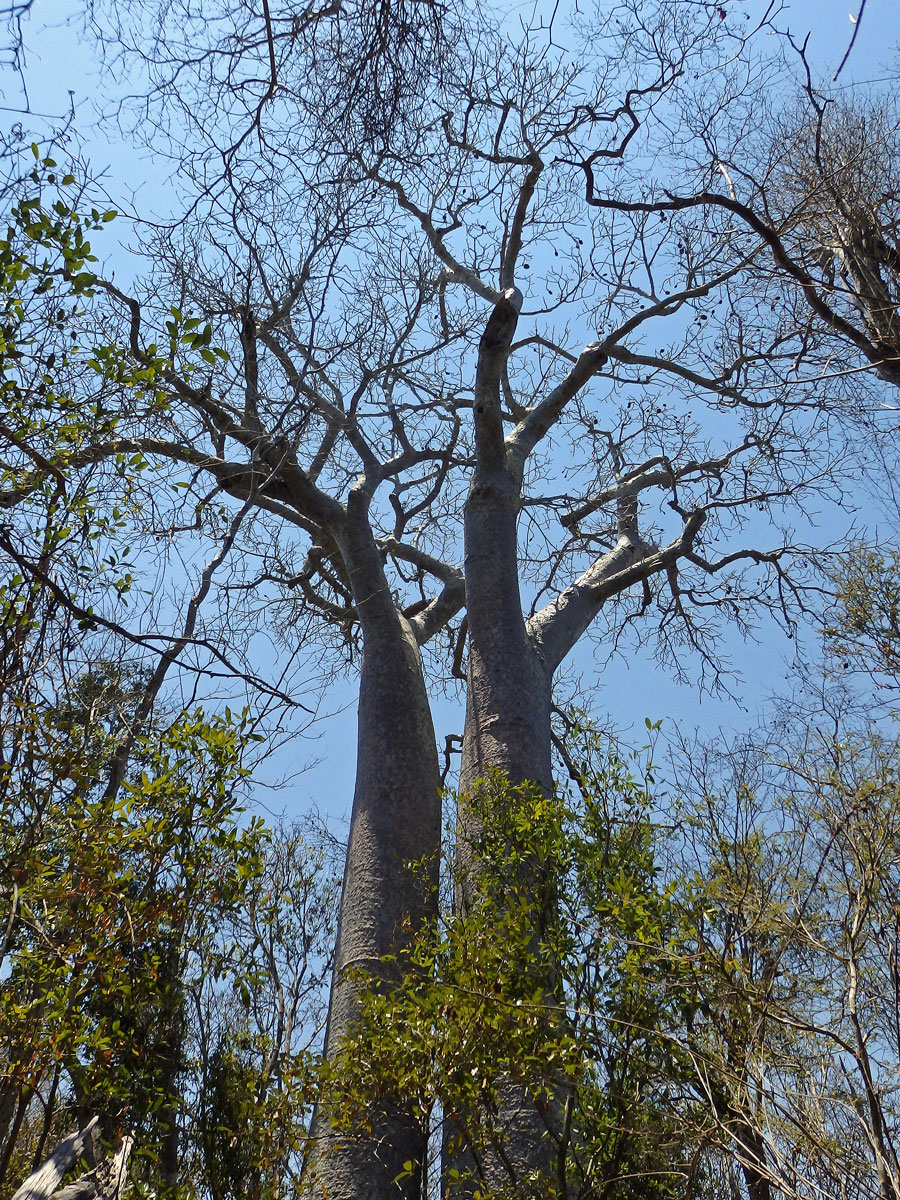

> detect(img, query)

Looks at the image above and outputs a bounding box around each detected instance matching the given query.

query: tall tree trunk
[445,291,563,1194]
[304,491,441,1200]
[459,469,552,798]
[458,288,553,801]
[448,466,561,1196]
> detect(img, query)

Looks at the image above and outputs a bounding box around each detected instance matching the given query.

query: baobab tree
[4,1,896,1196]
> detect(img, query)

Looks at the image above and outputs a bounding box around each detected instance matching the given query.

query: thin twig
[833,0,868,82]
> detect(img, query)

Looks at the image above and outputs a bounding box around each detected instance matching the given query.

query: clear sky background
[4,0,900,821]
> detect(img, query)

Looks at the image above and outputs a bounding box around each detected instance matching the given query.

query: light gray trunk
[460,467,552,796]
[11,1119,102,1200]
[304,492,441,1200]
[444,295,618,1195]
[459,291,552,803]
[445,456,563,1196]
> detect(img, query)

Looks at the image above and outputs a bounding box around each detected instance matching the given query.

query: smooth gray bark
[450,466,560,1195]
[303,491,442,1200]
[460,286,553,798]
[121,370,452,1200]
[444,291,563,1195]
[460,472,552,796]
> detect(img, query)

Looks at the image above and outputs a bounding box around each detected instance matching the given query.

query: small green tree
[825,547,900,694]
[0,662,262,1191]
[327,727,702,1200]
[2,655,342,1200]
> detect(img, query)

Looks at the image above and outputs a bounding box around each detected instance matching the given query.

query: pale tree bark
[11,1121,98,1200]
[460,291,555,800]
[11,1119,133,1200]
[303,488,444,1200]
[446,291,561,1196]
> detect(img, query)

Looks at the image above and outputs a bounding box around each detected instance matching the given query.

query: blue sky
[5,0,900,819]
